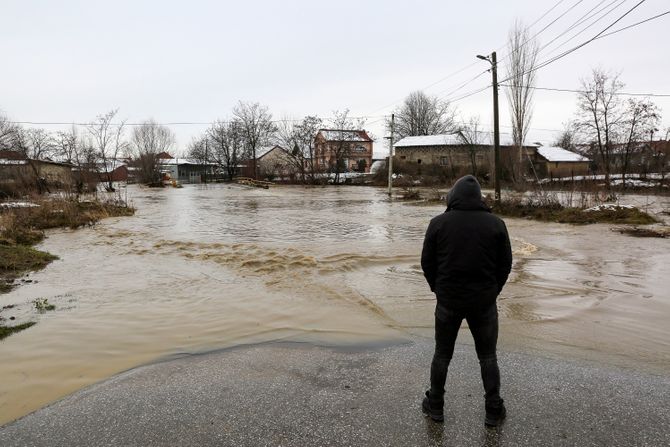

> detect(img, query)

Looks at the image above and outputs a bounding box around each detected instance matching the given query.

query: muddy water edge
[1,185,669,425]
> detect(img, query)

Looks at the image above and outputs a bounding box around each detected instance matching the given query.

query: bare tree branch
[390,91,457,140]
[505,19,539,183]
[131,119,176,184]
[232,102,276,179]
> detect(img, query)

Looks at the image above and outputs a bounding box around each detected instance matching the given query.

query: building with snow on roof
[536,146,590,178]
[0,150,74,193]
[393,132,541,178]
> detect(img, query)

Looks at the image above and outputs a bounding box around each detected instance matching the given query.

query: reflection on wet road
[0,184,668,424]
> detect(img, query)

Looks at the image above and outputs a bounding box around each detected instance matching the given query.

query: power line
[495,0,590,74]
[364,0,573,115]
[499,84,670,97]
[437,0,578,102]
[536,0,629,61]
[498,0,649,85]
[528,0,570,28]
[511,0,588,56]
[447,85,491,103]
[594,9,670,39]
[6,115,390,128]
[444,1,623,103]
[434,70,490,99]
[445,3,662,128]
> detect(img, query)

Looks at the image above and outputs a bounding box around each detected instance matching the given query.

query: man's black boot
[484,402,506,427]
[422,390,444,422]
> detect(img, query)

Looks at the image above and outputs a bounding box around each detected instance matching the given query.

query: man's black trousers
[430,303,503,408]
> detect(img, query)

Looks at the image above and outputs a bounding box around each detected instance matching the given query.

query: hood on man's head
[446,175,489,211]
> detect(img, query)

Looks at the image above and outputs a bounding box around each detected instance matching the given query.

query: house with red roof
[314,129,373,173]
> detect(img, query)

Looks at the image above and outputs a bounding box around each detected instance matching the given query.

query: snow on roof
[0,201,39,208]
[96,161,127,173]
[394,133,541,148]
[256,145,285,159]
[0,159,28,165]
[159,158,216,166]
[394,134,463,147]
[537,146,590,162]
[319,129,371,142]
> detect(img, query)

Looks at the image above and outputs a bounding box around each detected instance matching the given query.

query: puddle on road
[1,185,668,425]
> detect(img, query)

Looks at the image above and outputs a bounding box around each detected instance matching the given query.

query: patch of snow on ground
[584,204,636,212]
[0,202,40,208]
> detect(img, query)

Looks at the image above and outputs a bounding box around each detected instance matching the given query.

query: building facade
[314,129,373,173]
[536,146,591,178]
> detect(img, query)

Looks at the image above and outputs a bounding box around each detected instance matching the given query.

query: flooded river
[1,185,669,424]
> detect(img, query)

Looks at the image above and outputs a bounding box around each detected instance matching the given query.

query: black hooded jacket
[421,175,512,313]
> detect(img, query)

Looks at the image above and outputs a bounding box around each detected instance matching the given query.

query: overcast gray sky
[2,0,669,156]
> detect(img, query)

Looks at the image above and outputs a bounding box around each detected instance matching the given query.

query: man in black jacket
[421,175,512,427]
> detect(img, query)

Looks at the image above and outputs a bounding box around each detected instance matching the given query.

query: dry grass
[612,226,670,238]
[0,322,36,341]
[492,195,658,225]
[0,197,135,294]
[0,245,57,293]
[4,198,134,232]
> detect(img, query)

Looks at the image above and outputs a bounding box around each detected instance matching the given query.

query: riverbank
[1,339,667,446]
[398,187,664,228]
[0,197,135,338]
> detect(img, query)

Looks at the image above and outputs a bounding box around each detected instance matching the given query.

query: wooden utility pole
[387,113,394,196]
[204,138,209,184]
[491,51,501,205]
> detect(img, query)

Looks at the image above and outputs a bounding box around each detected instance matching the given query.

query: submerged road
[1,339,668,446]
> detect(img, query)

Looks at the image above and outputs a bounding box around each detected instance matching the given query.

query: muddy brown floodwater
[1,185,669,425]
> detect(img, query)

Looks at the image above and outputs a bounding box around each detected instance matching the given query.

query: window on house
[400,156,406,160]
[440,157,449,166]
[417,159,422,164]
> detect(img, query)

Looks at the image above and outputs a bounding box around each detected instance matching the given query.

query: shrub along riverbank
[491,199,658,225]
[400,187,661,226]
[0,197,134,338]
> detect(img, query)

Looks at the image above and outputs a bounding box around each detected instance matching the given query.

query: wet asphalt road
[1,339,668,446]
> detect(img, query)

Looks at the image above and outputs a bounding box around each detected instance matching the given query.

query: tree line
[186,104,367,184]
[0,109,176,192]
[2,18,668,190]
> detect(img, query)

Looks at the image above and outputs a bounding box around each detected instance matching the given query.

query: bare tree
[505,19,539,183]
[554,122,578,151]
[0,113,21,150]
[457,116,486,176]
[505,20,539,148]
[207,120,245,180]
[390,91,457,140]
[20,128,54,160]
[86,109,127,191]
[131,119,176,185]
[55,126,79,164]
[618,98,661,187]
[11,128,56,193]
[186,135,210,183]
[326,109,363,184]
[575,69,625,187]
[275,115,322,183]
[232,102,276,179]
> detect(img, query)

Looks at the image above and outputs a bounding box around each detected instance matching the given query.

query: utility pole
[491,51,501,205]
[477,51,501,205]
[204,138,209,184]
[387,113,394,196]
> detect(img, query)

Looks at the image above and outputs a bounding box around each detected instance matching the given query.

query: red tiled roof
[0,150,26,160]
[318,129,372,142]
